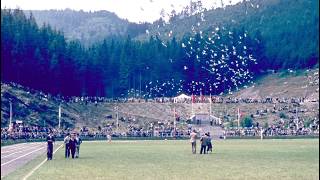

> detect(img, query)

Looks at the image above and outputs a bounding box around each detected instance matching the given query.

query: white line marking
[1,142,43,151]
[1,144,44,154]
[22,144,63,180]
[1,145,44,159]
[1,147,45,166]
[1,143,32,150]
[86,140,138,143]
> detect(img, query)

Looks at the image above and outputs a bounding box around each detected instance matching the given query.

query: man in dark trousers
[75,133,82,158]
[206,132,212,153]
[200,133,208,154]
[46,131,55,160]
[64,133,70,158]
[68,133,77,159]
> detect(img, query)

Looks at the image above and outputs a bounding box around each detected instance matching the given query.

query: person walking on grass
[200,133,208,154]
[46,131,55,160]
[75,133,82,158]
[107,133,112,142]
[64,133,70,158]
[68,133,77,159]
[206,132,212,153]
[190,129,197,154]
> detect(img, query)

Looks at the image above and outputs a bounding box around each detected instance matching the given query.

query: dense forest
[1,0,319,98]
[143,0,319,69]
[24,9,149,46]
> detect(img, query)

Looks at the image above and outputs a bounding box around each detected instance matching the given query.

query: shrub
[279,112,287,119]
[241,116,253,128]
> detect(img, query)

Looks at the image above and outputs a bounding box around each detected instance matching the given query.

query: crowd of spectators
[2,116,319,141]
[223,118,319,137]
[1,120,192,141]
[3,82,318,106]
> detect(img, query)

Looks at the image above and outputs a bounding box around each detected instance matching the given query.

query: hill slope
[139,0,319,69]
[24,9,148,45]
[1,69,318,129]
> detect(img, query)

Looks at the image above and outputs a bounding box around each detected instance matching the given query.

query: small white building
[173,94,191,103]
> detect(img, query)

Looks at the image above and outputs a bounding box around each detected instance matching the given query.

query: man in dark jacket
[68,133,77,159]
[200,133,208,154]
[46,131,55,160]
[64,133,70,158]
[206,132,212,153]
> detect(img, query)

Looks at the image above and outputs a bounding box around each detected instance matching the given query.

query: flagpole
[58,105,61,129]
[174,107,176,133]
[237,108,240,128]
[209,93,212,116]
[191,94,194,115]
[9,101,12,127]
[116,106,119,132]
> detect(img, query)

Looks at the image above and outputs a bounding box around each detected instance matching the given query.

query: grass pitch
[3,139,319,180]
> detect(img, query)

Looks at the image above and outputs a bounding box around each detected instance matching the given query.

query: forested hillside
[141,0,319,69]
[24,9,149,45]
[1,0,318,98]
[1,9,262,97]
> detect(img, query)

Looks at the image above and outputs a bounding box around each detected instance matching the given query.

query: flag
[200,91,204,103]
[237,108,245,118]
[192,94,195,103]
[173,108,180,121]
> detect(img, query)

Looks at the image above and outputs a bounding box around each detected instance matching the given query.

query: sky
[1,0,243,23]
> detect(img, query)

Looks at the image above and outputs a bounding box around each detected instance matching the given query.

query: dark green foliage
[241,116,253,128]
[142,0,319,70]
[24,9,149,46]
[264,122,269,128]
[279,112,288,119]
[1,0,319,98]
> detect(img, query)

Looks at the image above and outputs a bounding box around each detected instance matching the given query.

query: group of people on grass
[46,132,83,160]
[47,129,213,161]
[189,130,213,154]
[63,133,82,159]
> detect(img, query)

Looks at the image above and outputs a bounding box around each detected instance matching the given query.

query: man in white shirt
[190,129,197,154]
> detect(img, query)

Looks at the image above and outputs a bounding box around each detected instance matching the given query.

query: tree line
[1,8,318,98]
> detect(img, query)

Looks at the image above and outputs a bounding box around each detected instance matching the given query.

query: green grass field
[4,139,319,180]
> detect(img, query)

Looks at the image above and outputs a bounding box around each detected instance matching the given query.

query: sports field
[2,139,319,180]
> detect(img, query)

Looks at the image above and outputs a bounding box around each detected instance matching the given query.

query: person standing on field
[68,133,77,159]
[75,133,82,158]
[206,132,212,153]
[64,133,70,158]
[200,133,208,154]
[190,129,197,154]
[107,134,112,142]
[46,131,55,160]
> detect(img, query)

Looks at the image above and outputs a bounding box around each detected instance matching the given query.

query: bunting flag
[237,108,245,118]
[192,93,195,103]
[200,91,204,103]
[173,108,179,121]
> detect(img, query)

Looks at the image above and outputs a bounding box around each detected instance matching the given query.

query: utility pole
[209,93,212,117]
[296,107,299,130]
[9,101,12,126]
[116,106,119,132]
[140,71,142,98]
[173,107,176,138]
[58,104,61,129]
[237,108,240,128]
[174,107,176,130]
